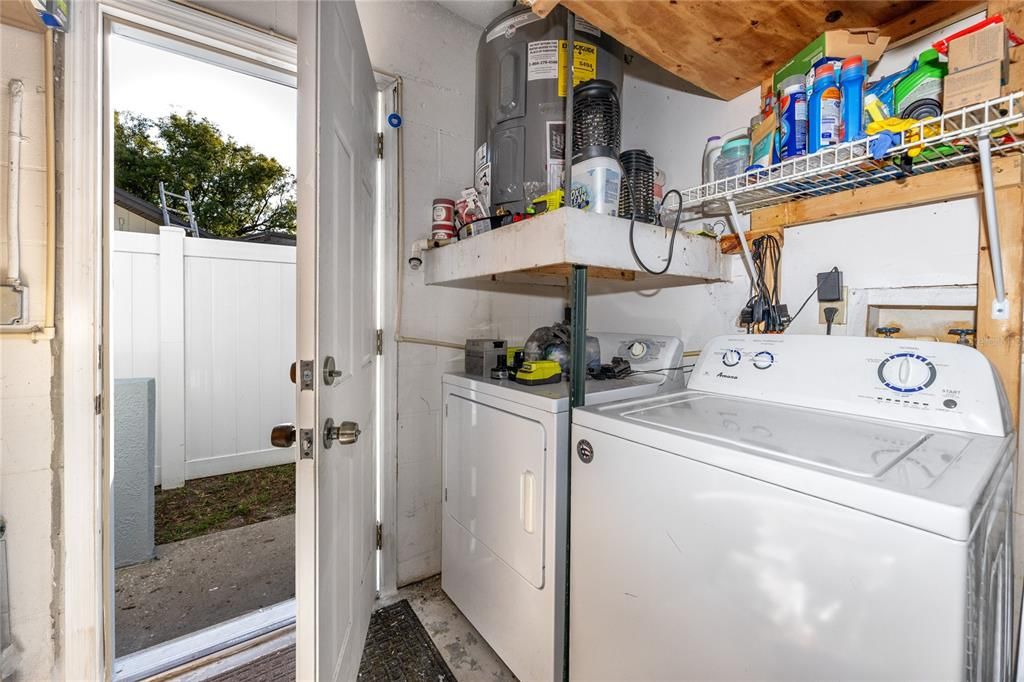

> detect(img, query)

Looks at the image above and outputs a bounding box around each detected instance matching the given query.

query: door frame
[63,2,298,677]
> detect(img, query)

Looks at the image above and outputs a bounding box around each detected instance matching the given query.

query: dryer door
[445,394,547,588]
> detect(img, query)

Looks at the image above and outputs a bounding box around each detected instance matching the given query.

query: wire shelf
[675,92,1024,215]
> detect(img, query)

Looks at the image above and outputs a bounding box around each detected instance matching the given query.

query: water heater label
[558,41,597,97]
[528,40,560,81]
[486,12,543,43]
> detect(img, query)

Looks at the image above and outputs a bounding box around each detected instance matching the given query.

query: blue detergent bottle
[809,63,841,153]
[840,56,867,142]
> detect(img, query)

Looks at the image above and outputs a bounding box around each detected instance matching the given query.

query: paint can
[431,198,456,239]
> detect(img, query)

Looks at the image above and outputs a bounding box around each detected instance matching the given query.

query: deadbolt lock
[323,356,343,385]
[323,418,360,448]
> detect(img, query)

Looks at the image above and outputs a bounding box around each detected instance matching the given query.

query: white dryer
[570,334,1015,681]
[442,332,685,682]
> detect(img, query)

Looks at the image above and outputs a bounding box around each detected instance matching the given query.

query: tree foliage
[114,111,296,237]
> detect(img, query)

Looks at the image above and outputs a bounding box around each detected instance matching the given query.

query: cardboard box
[773,29,890,90]
[943,61,1002,110]
[947,22,1006,72]
[943,23,1009,110]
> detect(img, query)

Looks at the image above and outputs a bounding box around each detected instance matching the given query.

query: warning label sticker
[526,40,598,96]
[527,40,560,81]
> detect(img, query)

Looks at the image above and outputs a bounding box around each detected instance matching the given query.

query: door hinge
[375,521,383,550]
[376,329,384,355]
[94,394,102,415]
[376,133,384,159]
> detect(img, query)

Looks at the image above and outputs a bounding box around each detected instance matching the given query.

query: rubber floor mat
[357,599,456,682]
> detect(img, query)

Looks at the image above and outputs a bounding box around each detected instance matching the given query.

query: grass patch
[154,463,295,545]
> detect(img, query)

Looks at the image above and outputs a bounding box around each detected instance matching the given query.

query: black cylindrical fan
[572,79,621,164]
[619,149,655,223]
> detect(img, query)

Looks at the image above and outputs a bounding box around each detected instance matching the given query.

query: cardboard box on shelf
[943,23,1009,110]
[773,29,890,90]
[943,61,1003,110]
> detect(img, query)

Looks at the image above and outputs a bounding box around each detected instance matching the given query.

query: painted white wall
[591,14,986,352]
[0,23,56,682]
[357,0,563,585]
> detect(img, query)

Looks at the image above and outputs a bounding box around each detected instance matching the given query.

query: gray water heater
[475,6,623,214]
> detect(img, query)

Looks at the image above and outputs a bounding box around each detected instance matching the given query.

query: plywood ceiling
[531,0,984,99]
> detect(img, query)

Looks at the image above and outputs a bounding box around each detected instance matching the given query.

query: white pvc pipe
[726,198,758,283]
[978,134,1009,320]
[6,79,24,286]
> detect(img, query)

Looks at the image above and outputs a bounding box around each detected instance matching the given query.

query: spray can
[839,56,867,142]
[431,198,456,239]
[778,75,807,159]
[809,63,841,153]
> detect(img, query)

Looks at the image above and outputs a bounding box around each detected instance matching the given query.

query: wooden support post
[981,1,1024,428]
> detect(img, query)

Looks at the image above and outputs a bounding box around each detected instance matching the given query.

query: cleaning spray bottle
[809,62,841,153]
[839,56,867,142]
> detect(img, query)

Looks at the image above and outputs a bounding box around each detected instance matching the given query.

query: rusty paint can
[431,198,456,239]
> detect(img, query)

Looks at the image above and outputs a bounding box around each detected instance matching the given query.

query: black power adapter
[816,270,843,302]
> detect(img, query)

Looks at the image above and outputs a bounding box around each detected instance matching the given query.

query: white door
[295,2,378,679]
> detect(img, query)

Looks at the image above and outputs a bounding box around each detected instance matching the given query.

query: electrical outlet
[818,286,848,325]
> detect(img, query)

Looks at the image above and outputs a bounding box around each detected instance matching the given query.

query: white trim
[64,1,106,677]
[64,1,299,677]
[112,599,296,681]
[376,74,401,598]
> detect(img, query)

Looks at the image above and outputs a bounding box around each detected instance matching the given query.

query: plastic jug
[702,127,748,184]
[713,138,751,181]
[778,74,808,159]
[809,63,841,153]
[840,56,867,142]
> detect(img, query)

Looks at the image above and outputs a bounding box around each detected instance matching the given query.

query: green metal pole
[570,265,588,408]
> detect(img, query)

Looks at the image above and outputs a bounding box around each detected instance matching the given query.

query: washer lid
[575,391,1013,541]
[625,393,930,478]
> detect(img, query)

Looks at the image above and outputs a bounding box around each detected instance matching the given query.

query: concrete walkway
[115,515,295,657]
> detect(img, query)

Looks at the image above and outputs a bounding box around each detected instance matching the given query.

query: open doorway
[105,21,299,664]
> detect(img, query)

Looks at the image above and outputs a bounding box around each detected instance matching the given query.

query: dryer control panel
[688,335,1010,437]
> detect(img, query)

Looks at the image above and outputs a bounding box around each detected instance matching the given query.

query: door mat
[357,599,456,682]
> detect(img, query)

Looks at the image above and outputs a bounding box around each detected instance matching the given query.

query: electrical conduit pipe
[6,79,24,287]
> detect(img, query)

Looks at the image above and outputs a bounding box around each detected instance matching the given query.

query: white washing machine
[442,332,685,682]
[570,334,1015,681]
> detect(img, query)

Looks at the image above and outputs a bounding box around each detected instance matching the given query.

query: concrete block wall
[0,23,57,682]
[357,1,564,585]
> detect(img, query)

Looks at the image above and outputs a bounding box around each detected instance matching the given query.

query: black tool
[589,356,632,380]
[876,327,901,338]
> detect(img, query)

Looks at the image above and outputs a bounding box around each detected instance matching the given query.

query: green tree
[114,111,296,237]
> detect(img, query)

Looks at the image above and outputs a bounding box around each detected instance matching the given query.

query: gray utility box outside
[114,378,156,568]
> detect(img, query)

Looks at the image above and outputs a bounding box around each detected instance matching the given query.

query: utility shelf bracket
[977,133,1010,320]
[726,198,758,283]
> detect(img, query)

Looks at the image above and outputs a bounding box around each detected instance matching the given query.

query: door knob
[323,418,360,448]
[271,423,296,448]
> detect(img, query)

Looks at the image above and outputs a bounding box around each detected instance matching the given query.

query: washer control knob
[722,349,742,367]
[752,351,774,370]
[628,341,647,358]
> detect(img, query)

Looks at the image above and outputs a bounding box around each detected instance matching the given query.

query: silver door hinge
[375,329,383,355]
[94,394,102,415]
[376,133,384,159]
[375,522,383,550]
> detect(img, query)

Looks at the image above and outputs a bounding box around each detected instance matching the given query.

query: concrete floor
[383,576,516,681]
[115,515,295,656]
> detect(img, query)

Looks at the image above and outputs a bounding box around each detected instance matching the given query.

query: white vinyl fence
[112,227,296,488]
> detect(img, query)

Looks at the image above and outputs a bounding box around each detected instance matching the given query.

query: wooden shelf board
[423,207,728,292]
[531,0,982,100]
[0,0,44,32]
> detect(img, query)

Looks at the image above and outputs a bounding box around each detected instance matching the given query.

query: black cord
[744,234,783,333]
[627,175,684,274]
[628,364,694,375]
[787,266,840,329]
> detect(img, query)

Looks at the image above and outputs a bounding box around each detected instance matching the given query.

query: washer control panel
[689,334,1009,437]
